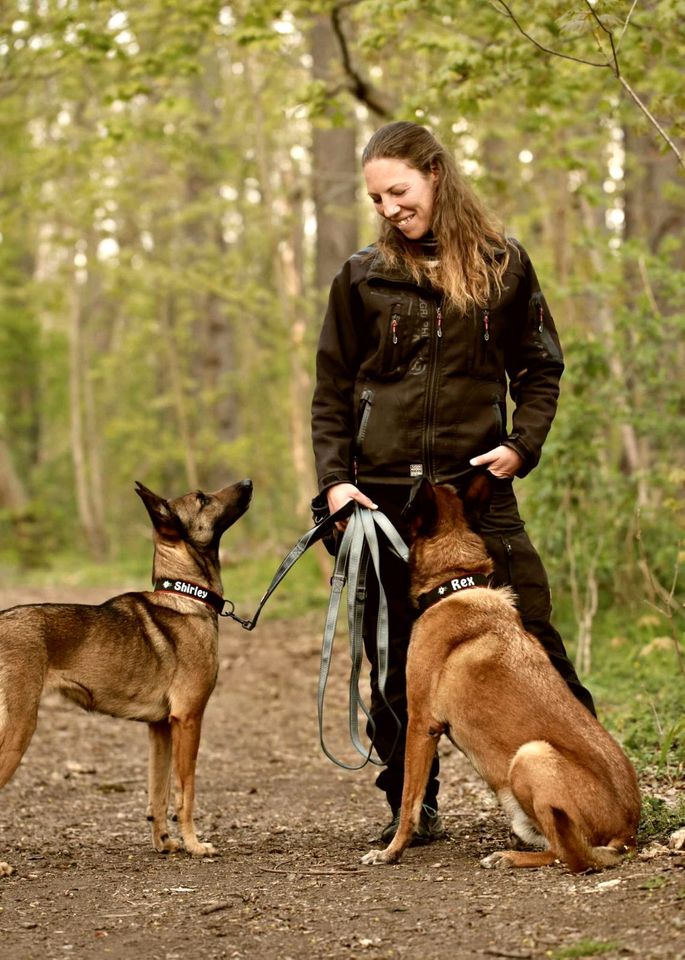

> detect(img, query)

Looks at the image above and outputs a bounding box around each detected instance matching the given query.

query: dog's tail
[551,807,624,872]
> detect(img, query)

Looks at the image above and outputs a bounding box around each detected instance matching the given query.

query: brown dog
[0,478,252,876]
[362,478,640,872]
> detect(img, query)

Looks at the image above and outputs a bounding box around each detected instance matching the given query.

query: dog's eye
[196,491,209,507]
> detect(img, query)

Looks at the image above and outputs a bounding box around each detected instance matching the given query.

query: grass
[549,941,621,959]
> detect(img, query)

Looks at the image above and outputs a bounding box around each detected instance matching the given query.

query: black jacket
[311,239,563,492]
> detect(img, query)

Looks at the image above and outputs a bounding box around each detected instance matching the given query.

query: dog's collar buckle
[417,573,491,613]
[154,578,226,616]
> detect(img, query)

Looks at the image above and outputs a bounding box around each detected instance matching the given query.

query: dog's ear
[135,482,183,540]
[461,471,493,527]
[402,477,439,539]
[463,471,492,506]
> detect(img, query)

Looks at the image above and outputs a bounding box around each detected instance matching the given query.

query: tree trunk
[311,14,359,292]
[68,274,108,560]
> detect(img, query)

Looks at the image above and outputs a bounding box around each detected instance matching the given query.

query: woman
[311,121,594,844]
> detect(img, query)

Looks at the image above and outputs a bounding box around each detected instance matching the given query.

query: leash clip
[220,598,255,631]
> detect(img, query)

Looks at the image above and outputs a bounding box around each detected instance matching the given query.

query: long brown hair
[362,121,509,311]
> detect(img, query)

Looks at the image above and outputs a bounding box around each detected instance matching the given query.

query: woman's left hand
[470,445,523,479]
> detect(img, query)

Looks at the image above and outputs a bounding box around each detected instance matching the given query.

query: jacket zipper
[422,302,443,477]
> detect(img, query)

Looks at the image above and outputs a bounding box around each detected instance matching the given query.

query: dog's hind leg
[147,720,181,854]
[170,714,215,857]
[483,741,599,872]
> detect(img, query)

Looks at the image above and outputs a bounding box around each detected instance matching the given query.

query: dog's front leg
[147,721,181,854]
[170,715,216,857]
[362,720,439,866]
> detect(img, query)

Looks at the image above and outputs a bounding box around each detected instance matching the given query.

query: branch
[491,0,610,68]
[617,75,684,166]
[493,0,685,171]
[616,0,640,52]
[330,2,393,119]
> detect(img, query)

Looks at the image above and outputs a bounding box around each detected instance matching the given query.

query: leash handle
[317,504,406,770]
[221,499,355,630]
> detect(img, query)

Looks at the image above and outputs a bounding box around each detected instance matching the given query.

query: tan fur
[362,481,640,872]
[0,479,252,875]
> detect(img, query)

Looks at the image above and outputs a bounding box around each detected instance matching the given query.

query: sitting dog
[362,477,640,872]
[0,478,252,876]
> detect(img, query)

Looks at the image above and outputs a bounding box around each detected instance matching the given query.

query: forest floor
[0,585,683,960]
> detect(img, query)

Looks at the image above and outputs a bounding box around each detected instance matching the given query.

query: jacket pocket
[360,296,427,381]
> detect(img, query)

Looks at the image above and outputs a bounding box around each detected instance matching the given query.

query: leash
[222,499,409,771]
[220,500,355,630]
[317,504,408,770]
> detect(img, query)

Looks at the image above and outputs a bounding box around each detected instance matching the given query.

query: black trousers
[360,479,596,815]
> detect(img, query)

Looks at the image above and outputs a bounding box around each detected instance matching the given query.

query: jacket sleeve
[503,241,565,478]
[311,259,364,492]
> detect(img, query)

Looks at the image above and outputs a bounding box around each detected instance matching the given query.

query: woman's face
[364,157,437,240]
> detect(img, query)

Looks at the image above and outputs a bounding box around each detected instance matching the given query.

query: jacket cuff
[503,436,536,478]
[319,473,355,494]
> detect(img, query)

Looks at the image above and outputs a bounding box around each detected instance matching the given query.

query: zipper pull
[538,304,544,332]
[391,314,399,345]
[483,310,490,342]
[436,305,443,338]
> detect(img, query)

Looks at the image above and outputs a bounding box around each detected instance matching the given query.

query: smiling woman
[364,157,437,240]
[311,119,596,848]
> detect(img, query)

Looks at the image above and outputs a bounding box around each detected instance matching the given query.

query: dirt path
[0,586,683,960]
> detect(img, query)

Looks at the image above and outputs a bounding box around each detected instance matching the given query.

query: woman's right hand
[326,483,378,531]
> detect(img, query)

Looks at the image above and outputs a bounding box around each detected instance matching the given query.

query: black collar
[417,573,491,613]
[154,578,224,615]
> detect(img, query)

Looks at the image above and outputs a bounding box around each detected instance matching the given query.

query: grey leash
[317,504,408,770]
[223,500,409,769]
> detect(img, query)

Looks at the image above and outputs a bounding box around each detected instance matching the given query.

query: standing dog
[0,478,252,876]
[362,478,640,872]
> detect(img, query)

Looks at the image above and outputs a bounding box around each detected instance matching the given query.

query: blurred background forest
[0,2,683,775]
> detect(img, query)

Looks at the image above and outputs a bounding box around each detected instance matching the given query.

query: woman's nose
[382,200,401,218]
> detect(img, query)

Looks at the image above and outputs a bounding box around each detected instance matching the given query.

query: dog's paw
[361,848,395,866]
[154,835,181,854]
[1,861,15,878]
[480,851,514,870]
[187,840,216,858]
